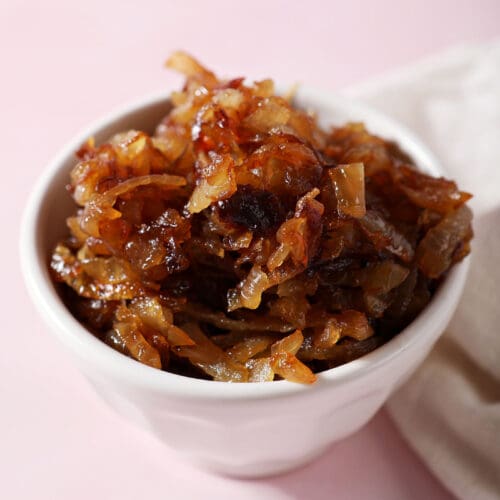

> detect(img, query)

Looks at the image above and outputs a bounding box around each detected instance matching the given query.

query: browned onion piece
[242,97,291,133]
[129,296,195,346]
[267,189,324,271]
[166,51,218,87]
[271,329,304,356]
[186,153,237,214]
[357,261,410,294]
[226,336,274,363]
[417,205,473,278]
[329,163,366,218]
[174,323,248,382]
[395,165,472,214]
[181,303,294,333]
[313,318,342,348]
[270,352,317,384]
[298,335,385,365]
[268,330,316,384]
[112,305,161,369]
[50,244,141,300]
[313,310,373,348]
[82,174,186,237]
[247,358,274,382]
[269,295,310,329]
[341,143,391,176]
[358,210,414,262]
[227,265,271,311]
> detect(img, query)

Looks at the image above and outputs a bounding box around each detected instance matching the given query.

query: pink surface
[3,1,499,498]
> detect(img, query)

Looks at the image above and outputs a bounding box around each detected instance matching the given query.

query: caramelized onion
[174,323,248,382]
[417,205,473,278]
[50,52,473,383]
[329,163,366,218]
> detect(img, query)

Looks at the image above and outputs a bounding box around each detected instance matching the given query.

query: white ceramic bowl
[20,87,469,478]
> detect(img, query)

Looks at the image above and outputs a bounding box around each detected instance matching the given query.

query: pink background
[2,1,499,498]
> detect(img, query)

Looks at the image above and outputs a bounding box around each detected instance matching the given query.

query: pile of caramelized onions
[50,52,473,383]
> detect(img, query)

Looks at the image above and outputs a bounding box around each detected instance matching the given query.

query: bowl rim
[20,87,470,401]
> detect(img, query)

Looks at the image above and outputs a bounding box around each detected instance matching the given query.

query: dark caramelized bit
[49,52,473,383]
[217,185,285,236]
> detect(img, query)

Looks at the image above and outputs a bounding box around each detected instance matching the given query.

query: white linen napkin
[344,41,500,499]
